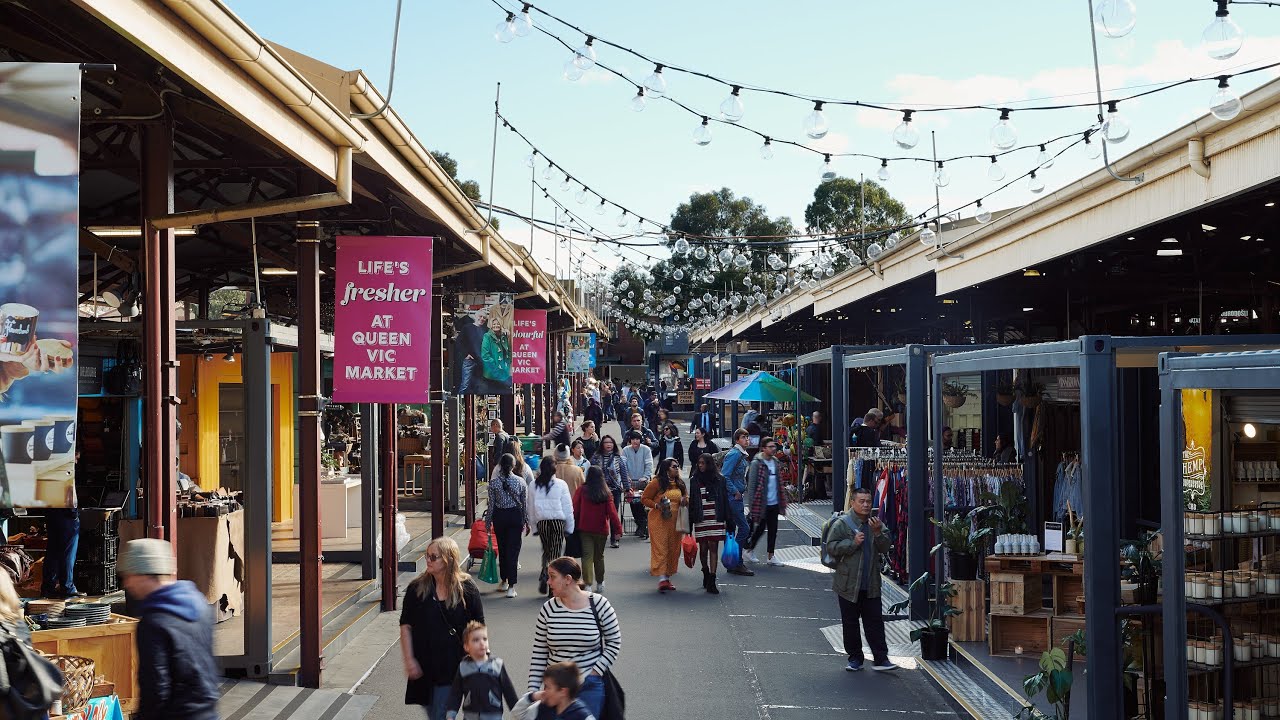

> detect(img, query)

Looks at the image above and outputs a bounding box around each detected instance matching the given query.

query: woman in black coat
[686,424,716,470]
[655,422,684,469]
[687,453,736,594]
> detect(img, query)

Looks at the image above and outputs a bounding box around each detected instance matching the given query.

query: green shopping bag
[479,532,500,584]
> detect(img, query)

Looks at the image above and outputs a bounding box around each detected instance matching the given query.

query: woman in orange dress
[642,457,688,593]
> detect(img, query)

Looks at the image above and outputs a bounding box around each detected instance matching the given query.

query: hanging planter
[942,380,969,409]
[1016,377,1046,409]
[943,393,967,409]
[994,382,1014,407]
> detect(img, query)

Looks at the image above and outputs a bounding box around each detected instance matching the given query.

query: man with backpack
[824,487,897,672]
[720,429,754,577]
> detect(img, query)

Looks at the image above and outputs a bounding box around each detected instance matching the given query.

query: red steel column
[141,122,178,545]
[296,221,323,688]
[382,403,398,610]
[464,397,476,529]
[430,295,445,539]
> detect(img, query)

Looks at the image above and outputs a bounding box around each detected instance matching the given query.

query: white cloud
[810,131,852,154]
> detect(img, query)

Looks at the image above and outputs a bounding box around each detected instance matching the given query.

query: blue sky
[225,1,1280,281]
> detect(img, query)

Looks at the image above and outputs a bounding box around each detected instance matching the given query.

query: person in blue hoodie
[119,538,220,720]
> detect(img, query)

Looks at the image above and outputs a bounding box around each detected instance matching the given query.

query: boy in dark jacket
[512,661,596,720]
[446,622,519,720]
[119,538,220,720]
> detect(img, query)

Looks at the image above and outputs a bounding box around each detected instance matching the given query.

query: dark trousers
[629,499,649,536]
[610,491,624,540]
[746,504,780,554]
[43,508,80,595]
[839,590,889,664]
[491,507,524,586]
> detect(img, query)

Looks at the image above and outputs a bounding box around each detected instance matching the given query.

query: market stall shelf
[31,615,139,713]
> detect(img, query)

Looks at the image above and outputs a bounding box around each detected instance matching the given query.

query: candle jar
[1253,636,1266,660]
[1189,703,1203,720]
[1256,571,1267,595]
[1189,513,1205,535]
[1235,638,1252,663]
[1251,512,1263,532]
[1208,639,1223,666]
[1247,701,1260,720]
[1207,513,1223,535]
[1210,578,1224,600]
[1236,576,1254,599]
[1237,703,1249,720]
[1266,699,1278,716]
[1266,573,1280,595]
[1269,635,1280,658]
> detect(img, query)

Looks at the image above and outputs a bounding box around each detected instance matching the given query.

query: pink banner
[332,235,433,403]
[512,309,547,385]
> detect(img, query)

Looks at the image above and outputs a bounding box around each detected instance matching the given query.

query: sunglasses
[426,553,444,562]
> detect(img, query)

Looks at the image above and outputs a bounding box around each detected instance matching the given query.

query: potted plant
[977,483,1030,537]
[995,381,1015,407]
[942,380,970,409]
[1016,635,1081,719]
[1017,376,1046,409]
[930,511,992,581]
[887,571,959,661]
[1063,503,1083,555]
[1121,529,1162,605]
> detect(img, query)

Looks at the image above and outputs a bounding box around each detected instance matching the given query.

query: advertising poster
[511,310,546,385]
[452,292,514,395]
[332,235,434,403]
[0,63,81,508]
[567,332,595,374]
[1182,388,1213,511]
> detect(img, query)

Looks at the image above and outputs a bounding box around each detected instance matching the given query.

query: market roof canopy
[704,371,818,403]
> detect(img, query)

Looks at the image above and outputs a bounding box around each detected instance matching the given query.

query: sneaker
[768,555,784,567]
[505,587,518,598]
[585,583,596,593]
[498,580,509,592]
[610,540,620,549]
[597,580,606,592]
[744,551,760,564]
[728,565,755,577]
[845,660,864,672]
[871,660,899,672]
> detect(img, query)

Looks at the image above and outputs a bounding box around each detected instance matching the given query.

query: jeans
[728,496,750,549]
[839,591,888,664]
[577,674,605,718]
[460,356,478,395]
[491,507,524,586]
[426,683,451,720]
[746,504,780,554]
[42,508,79,595]
[580,532,607,586]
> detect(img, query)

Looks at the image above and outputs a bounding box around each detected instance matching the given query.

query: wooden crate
[1051,616,1087,660]
[990,572,1042,615]
[949,579,986,642]
[32,614,139,713]
[1053,574,1085,616]
[990,611,1052,657]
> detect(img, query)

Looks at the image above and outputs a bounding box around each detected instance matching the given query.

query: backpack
[0,622,63,719]
[819,512,859,569]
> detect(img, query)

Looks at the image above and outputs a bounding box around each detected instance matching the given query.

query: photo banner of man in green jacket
[452,292,514,395]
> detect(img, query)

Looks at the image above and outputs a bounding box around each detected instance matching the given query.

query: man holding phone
[825,487,897,672]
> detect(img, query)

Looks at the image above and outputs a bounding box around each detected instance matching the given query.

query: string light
[720,86,745,123]
[934,161,950,188]
[1083,131,1102,160]
[802,101,829,139]
[877,159,890,182]
[1028,170,1046,194]
[563,57,584,82]
[1036,144,1054,170]
[630,87,647,112]
[919,225,937,246]
[1093,0,1138,38]
[759,137,774,160]
[513,3,535,37]
[820,154,837,183]
[575,185,589,203]
[976,200,991,224]
[1102,101,1130,144]
[1209,76,1243,120]
[693,116,713,146]
[893,110,919,150]
[494,12,516,43]
[988,156,1005,182]
[616,209,629,228]
[990,109,1017,150]
[1203,1,1245,60]
[643,64,667,97]
[559,174,572,191]
[572,35,597,70]
[596,198,607,215]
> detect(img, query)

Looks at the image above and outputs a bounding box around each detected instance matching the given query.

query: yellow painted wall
[194,353,295,522]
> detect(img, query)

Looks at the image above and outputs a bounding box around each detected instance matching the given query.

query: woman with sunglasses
[642,457,688,593]
[400,536,484,720]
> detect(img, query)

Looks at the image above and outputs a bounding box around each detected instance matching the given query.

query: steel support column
[912,346,932,621]
[446,395,461,512]
[729,354,739,431]
[430,295,446,540]
[830,347,848,512]
[361,405,379,579]
[980,370,999,457]
[295,221,323,688]
[141,121,178,544]
[382,403,398,611]
[1159,359,1188,720]
[464,397,476,529]
[240,320,273,676]
[1080,336,1122,717]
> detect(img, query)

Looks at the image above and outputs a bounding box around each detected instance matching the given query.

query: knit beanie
[119,538,177,576]
[555,444,571,462]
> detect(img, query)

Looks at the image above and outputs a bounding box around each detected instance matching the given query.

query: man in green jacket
[825,486,897,672]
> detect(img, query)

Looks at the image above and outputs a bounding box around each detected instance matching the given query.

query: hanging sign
[694,377,711,390]
[511,310,547,385]
[1182,388,1213,511]
[567,332,596,373]
[332,235,434,403]
[451,293,515,395]
[0,63,82,509]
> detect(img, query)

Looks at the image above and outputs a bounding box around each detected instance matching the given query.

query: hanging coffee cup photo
[0,303,39,354]
[0,424,33,464]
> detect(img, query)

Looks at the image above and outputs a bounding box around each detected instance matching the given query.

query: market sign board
[511,310,547,385]
[694,377,711,390]
[451,293,515,395]
[0,63,82,508]
[332,235,434,403]
[567,332,595,373]
[1182,388,1213,511]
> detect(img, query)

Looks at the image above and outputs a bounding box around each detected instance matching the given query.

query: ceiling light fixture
[1023,269,1042,277]
[1157,248,1184,257]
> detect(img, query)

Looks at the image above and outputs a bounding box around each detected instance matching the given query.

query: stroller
[626,479,650,539]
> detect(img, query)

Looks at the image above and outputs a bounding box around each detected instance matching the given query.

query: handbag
[478,532,500,584]
[588,596,625,720]
[681,533,697,569]
[675,503,690,532]
[722,533,741,569]
[0,621,63,719]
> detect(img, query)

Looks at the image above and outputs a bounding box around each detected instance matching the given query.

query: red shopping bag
[682,533,698,568]
[469,520,498,559]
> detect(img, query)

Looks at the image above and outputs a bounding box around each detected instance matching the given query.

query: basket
[942,393,967,409]
[50,655,95,713]
[995,392,1014,407]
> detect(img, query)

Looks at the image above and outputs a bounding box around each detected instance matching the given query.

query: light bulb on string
[540,161,554,181]
[720,86,745,123]
[976,200,992,224]
[562,58,584,82]
[1209,76,1243,121]
[892,110,919,150]
[877,159,890,182]
[560,175,572,192]
[987,156,1006,182]
[1037,144,1054,170]
[702,292,712,304]
[524,151,538,169]
[934,161,950,188]
[717,247,733,266]
[673,237,690,254]
[885,232,900,250]
[990,109,1017,150]
[595,199,607,216]
[803,101,829,140]
[866,242,884,260]
[575,186,589,204]
[733,253,751,269]
[494,12,516,43]
[672,285,681,295]
[643,64,667,97]
[819,154,837,183]
[630,87,647,112]
[513,4,534,37]
[1203,2,1244,61]
[572,36,597,70]
[672,268,684,281]
[1102,101,1130,144]
[1093,0,1137,38]
[692,117,713,146]
[919,225,937,246]
[1028,171,1045,194]
[759,137,774,160]
[1084,131,1102,160]
[693,246,708,260]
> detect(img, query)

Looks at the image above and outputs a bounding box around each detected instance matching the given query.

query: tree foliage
[804,178,910,270]
[431,150,497,229]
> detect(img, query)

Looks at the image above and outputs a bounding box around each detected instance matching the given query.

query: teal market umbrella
[703,371,819,404]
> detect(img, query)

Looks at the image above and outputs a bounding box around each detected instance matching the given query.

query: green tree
[804,177,910,269]
[431,150,497,229]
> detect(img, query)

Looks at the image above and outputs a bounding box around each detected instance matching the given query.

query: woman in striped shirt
[528,557,621,720]
[486,453,530,598]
